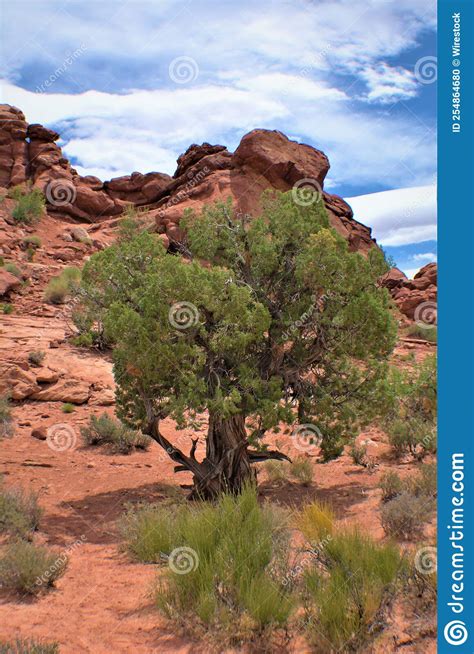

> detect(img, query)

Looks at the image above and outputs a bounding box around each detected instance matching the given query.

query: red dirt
[0,211,436,653]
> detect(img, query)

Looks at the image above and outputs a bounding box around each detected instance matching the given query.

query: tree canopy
[78,191,397,497]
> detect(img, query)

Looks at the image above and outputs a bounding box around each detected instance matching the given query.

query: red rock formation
[151,129,376,253]
[381,263,437,320]
[0,104,379,256]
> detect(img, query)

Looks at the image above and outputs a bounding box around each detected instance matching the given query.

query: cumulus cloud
[346,185,436,246]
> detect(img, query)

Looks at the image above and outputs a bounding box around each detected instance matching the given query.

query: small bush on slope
[0,541,67,596]
[0,486,42,539]
[0,395,14,438]
[121,485,293,645]
[43,267,81,305]
[81,413,150,454]
[10,187,45,225]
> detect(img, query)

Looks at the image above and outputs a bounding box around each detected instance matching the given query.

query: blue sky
[0,0,437,276]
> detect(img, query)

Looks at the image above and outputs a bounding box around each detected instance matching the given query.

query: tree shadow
[41,481,181,547]
[258,480,369,518]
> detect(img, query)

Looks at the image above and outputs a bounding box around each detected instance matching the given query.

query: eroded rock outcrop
[381,263,437,320]
[0,105,377,256]
[151,129,376,253]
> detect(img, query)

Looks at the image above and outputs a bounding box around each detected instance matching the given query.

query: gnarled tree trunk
[145,413,289,500]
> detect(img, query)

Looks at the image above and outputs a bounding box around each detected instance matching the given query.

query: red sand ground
[0,212,436,653]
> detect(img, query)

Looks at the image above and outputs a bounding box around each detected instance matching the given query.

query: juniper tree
[78,191,396,498]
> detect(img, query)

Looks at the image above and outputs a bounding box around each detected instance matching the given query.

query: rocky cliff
[0,104,374,253]
[0,103,436,321]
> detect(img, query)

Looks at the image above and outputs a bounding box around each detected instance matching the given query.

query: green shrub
[28,351,45,367]
[296,500,334,544]
[121,486,292,641]
[408,462,437,498]
[384,357,437,460]
[81,413,150,454]
[44,267,81,305]
[263,460,288,483]
[289,456,313,486]
[61,403,75,414]
[10,187,45,225]
[71,332,94,349]
[406,323,437,344]
[0,639,59,654]
[381,492,434,540]
[1,303,14,315]
[22,235,42,249]
[303,529,404,651]
[0,395,14,438]
[349,441,368,467]
[0,541,67,596]
[379,471,404,502]
[4,263,22,279]
[0,485,42,539]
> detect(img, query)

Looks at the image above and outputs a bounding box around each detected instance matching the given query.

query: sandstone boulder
[30,378,90,404]
[0,268,22,296]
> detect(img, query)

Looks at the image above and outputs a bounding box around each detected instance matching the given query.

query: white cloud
[0,79,435,191]
[345,185,436,246]
[413,252,437,262]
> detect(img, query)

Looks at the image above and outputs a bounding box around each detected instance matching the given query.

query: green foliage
[383,356,437,459]
[296,500,334,543]
[61,403,75,414]
[289,456,313,486]
[407,323,437,343]
[379,471,404,502]
[10,187,45,225]
[381,492,434,540]
[4,263,22,279]
[264,460,287,483]
[78,192,396,471]
[71,332,94,349]
[379,463,436,540]
[28,350,45,367]
[0,540,67,596]
[409,462,437,498]
[121,486,292,641]
[22,235,42,249]
[44,267,81,305]
[1,303,14,315]
[0,395,14,438]
[118,205,149,241]
[80,413,150,454]
[0,639,59,654]
[0,485,42,539]
[303,529,404,651]
[349,441,369,467]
